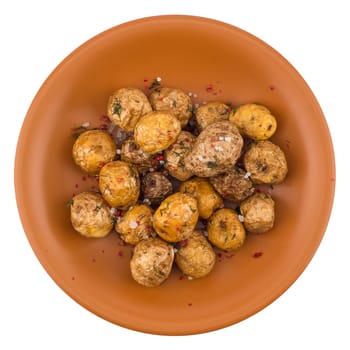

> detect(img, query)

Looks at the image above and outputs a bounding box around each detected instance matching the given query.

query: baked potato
[134,111,181,154]
[115,204,154,245]
[98,161,140,208]
[106,87,152,132]
[195,101,230,131]
[130,237,174,287]
[207,208,246,251]
[175,231,216,279]
[153,192,199,242]
[179,177,223,219]
[239,192,275,233]
[149,87,193,127]
[164,130,195,181]
[70,191,113,238]
[72,129,116,174]
[229,103,277,140]
[184,121,243,177]
[141,172,173,204]
[243,140,288,184]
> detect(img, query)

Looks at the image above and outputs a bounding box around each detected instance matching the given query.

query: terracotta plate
[15,15,335,335]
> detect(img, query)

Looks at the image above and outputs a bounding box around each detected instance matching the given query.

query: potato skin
[115,204,154,245]
[195,101,230,131]
[179,177,223,219]
[134,111,181,154]
[209,167,255,202]
[164,131,195,181]
[130,238,174,287]
[149,87,193,127]
[207,208,246,251]
[107,87,152,132]
[243,140,288,184]
[175,231,216,279]
[70,191,113,238]
[153,193,199,242]
[72,130,116,174]
[141,172,173,205]
[229,103,277,140]
[98,161,140,208]
[184,121,243,177]
[240,192,275,233]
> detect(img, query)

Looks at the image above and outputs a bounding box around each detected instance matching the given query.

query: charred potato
[141,172,173,204]
[195,101,230,131]
[130,238,174,287]
[153,193,199,242]
[106,87,152,132]
[229,103,277,140]
[184,121,243,177]
[70,191,113,238]
[164,131,195,181]
[207,208,246,251]
[149,87,193,127]
[175,231,216,279]
[99,161,140,208]
[179,177,223,219]
[243,140,288,184]
[72,130,116,174]
[209,167,255,202]
[115,204,154,245]
[134,111,181,154]
[240,192,275,233]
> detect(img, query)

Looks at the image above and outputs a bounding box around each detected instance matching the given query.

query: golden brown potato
[207,208,246,251]
[141,172,173,204]
[70,191,113,238]
[98,161,140,208]
[195,101,230,131]
[130,238,174,287]
[184,121,243,177]
[243,140,288,184]
[120,137,156,173]
[229,103,277,140]
[153,193,199,242]
[72,130,116,174]
[134,111,181,154]
[175,231,216,279]
[115,204,154,245]
[240,192,275,233]
[179,177,223,219]
[149,87,193,127]
[164,131,195,181]
[106,87,152,132]
[209,167,255,202]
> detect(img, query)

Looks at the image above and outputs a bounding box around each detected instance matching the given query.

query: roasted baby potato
[153,192,199,242]
[134,111,181,154]
[141,172,173,205]
[209,167,255,202]
[130,238,174,287]
[99,161,140,208]
[149,87,193,127]
[70,191,113,238]
[239,192,275,233]
[175,231,216,279]
[229,103,277,140]
[106,87,152,132]
[184,121,243,177]
[243,140,288,184]
[72,129,116,174]
[115,204,154,245]
[164,131,195,181]
[195,101,230,131]
[207,208,246,251]
[179,177,223,219]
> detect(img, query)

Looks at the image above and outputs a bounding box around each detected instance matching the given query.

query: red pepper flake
[156,154,164,161]
[92,258,96,263]
[252,251,263,258]
[217,252,222,258]
[188,302,193,306]
[179,239,188,248]
[101,249,105,253]
[178,275,184,280]
[75,183,79,188]
[175,225,181,232]
[99,123,108,130]
[117,250,123,257]
[82,176,87,181]
[269,85,276,91]
[206,84,214,92]
[143,78,148,82]
[98,162,105,168]
[71,276,75,281]
[225,253,235,259]
[100,115,110,123]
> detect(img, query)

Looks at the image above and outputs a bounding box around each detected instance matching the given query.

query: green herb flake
[113,100,122,117]
[66,199,74,208]
[207,161,217,168]
[149,78,161,89]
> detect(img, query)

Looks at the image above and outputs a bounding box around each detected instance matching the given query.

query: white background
[1,0,348,348]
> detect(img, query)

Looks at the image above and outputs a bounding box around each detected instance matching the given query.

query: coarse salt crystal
[159,160,165,165]
[143,198,151,205]
[214,146,223,152]
[244,172,251,179]
[218,136,224,141]
[156,77,162,82]
[187,276,193,280]
[109,207,116,215]
[198,155,204,161]
[116,149,121,155]
[238,215,245,222]
[149,167,155,172]
[188,92,193,96]
[173,247,178,253]
[193,93,198,98]
[81,122,90,128]
[194,103,200,109]
[224,136,232,142]
[129,220,138,229]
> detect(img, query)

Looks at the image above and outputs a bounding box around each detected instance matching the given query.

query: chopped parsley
[207,161,217,168]
[113,100,122,117]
